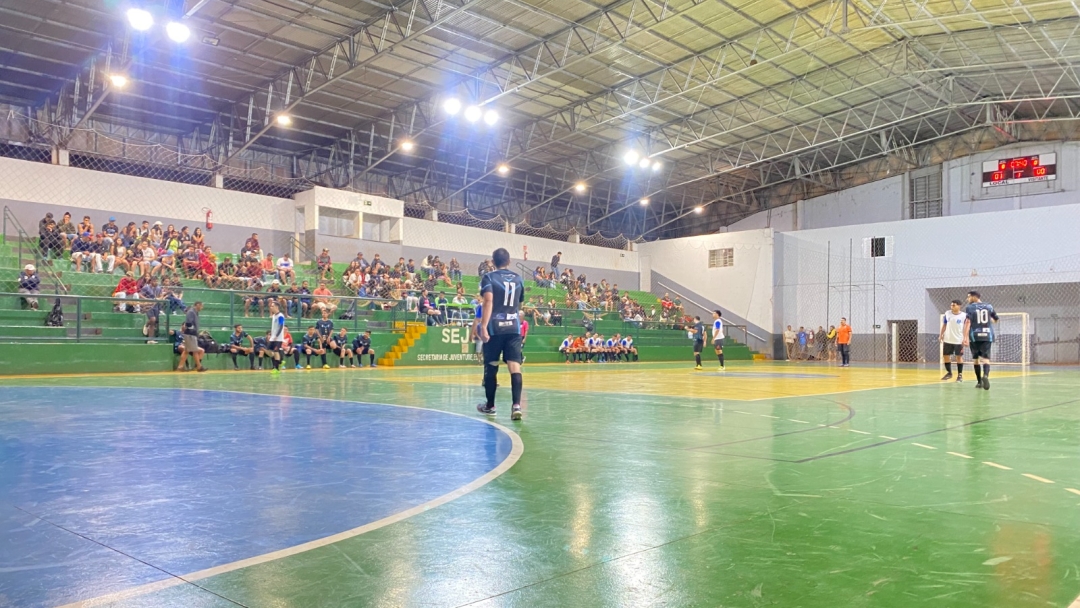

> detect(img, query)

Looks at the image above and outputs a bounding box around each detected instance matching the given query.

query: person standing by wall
[836,318,852,367]
[551,251,561,277]
[783,325,796,360]
[177,301,206,372]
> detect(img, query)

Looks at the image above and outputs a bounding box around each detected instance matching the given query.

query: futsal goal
[939,312,1029,372]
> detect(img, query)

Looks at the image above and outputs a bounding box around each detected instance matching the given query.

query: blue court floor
[0,387,515,608]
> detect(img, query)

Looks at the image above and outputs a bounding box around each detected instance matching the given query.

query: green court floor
[4,361,1080,608]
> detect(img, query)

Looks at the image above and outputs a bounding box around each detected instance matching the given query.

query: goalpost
[939,312,1029,372]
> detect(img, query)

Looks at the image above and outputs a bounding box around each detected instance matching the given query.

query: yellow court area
[379,361,1031,401]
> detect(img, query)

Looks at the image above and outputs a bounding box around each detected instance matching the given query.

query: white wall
[637,229,774,334]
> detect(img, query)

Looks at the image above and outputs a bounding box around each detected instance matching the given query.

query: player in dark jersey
[476,248,525,421]
[352,330,377,368]
[962,290,999,390]
[301,326,328,369]
[227,324,255,370]
[315,310,334,345]
[691,316,706,370]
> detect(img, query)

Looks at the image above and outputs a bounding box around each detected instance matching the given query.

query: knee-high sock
[369,353,375,365]
[249,353,256,368]
[945,362,952,373]
[484,365,498,407]
[973,364,982,381]
[231,353,238,366]
[957,362,964,374]
[695,354,702,366]
[718,353,724,366]
[983,363,990,378]
[320,353,327,366]
[293,351,300,365]
[510,372,522,405]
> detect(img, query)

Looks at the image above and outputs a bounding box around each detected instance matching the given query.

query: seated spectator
[284,282,303,317]
[199,247,218,287]
[114,245,134,276]
[370,253,385,275]
[277,254,295,284]
[243,277,265,317]
[353,252,369,271]
[139,277,163,338]
[241,233,261,260]
[113,271,140,312]
[92,234,115,274]
[406,258,417,277]
[264,279,284,314]
[178,226,192,249]
[478,259,493,277]
[57,212,77,246]
[142,241,161,277]
[312,282,337,314]
[159,249,177,276]
[449,257,462,282]
[216,256,239,289]
[316,248,333,281]
[39,220,64,260]
[421,255,434,277]
[191,227,205,250]
[297,280,313,317]
[77,215,95,239]
[261,253,276,280]
[136,220,151,240]
[38,212,54,236]
[70,233,97,273]
[418,290,443,326]
[177,245,199,277]
[101,217,119,249]
[149,221,164,248]
[18,264,40,310]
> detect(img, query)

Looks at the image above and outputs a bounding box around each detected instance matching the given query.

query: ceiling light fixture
[166,21,191,42]
[574,182,587,193]
[401,140,415,152]
[652,161,662,171]
[483,109,499,126]
[694,206,704,214]
[639,158,652,169]
[639,198,649,206]
[497,164,510,175]
[464,106,482,123]
[126,8,154,31]
[108,74,128,88]
[623,150,640,166]
[275,114,292,126]
[443,98,461,115]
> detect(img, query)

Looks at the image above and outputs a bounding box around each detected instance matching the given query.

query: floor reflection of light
[569,482,593,558]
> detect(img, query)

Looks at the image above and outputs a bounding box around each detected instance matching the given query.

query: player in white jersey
[939,299,966,382]
[267,301,286,373]
[711,310,726,370]
[559,334,574,364]
[621,335,638,362]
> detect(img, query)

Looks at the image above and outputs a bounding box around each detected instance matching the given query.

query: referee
[177,301,207,372]
[476,248,525,421]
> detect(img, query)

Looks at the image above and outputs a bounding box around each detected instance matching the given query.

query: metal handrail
[3,206,67,295]
[0,291,171,343]
[654,280,766,343]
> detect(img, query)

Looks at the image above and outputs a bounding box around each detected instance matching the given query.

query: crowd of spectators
[782,325,837,361]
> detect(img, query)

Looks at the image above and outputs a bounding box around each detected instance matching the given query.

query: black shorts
[713,339,724,351]
[268,341,282,352]
[693,339,704,354]
[356,346,372,355]
[942,343,964,357]
[483,333,523,365]
[970,341,992,360]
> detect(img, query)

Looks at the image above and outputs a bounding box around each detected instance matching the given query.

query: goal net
[939,312,1029,372]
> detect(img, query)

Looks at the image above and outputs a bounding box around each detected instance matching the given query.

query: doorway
[888,319,919,362]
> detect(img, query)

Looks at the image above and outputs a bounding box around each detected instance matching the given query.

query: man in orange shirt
[836,317,852,367]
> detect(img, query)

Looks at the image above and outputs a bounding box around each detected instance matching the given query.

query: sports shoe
[511,404,523,420]
[270,368,280,375]
[295,365,303,370]
[983,377,990,390]
[477,403,496,416]
[370,363,377,368]
[196,367,208,373]
[956,374,963,382]
[940,372,952,381]
[718,366,725,371]
[323,364,330,369]
[974,378,983,389]
[339,364,345,368]
[233,365,240,371]
[305,364,311,369]
[694,365,703,370]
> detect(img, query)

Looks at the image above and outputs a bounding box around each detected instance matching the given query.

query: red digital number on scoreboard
[992,171,1005,181]
[1035,166,1047,177]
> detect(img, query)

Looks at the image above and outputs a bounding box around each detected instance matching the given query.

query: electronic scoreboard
[981,153,1057,187]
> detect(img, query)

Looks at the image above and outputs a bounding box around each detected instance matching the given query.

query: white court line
[1022,474,1055,484]
[788,419,810,424]
[946,452,973,459]
[983,462,1012,470]
[759,414,780,419]
[879,435,897,440]
[731,410,755,415]
[847,429,871,435]
[911,443,937,450]
[1070,594,1080,608]
[50,388,526,608]
[1066,488,1080,497]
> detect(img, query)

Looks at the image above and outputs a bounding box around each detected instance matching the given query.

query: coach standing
[551,251,561,276]
[177,301,207,372]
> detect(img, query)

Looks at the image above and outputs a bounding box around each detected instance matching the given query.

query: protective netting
[775,234,1080,365]
[436,209,506,232]
[514,222,571,242]
[0,109,641,248]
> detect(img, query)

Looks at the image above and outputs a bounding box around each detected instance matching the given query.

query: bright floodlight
[483,109,499,126]
[108,74,128,88]
[639,198,649,206]
[443,98,461,115]
[652,161,662,171]
[126,8,153,31]
[574,182,587,193]
[639,158,652,169]
[276,114,292,126]
[497,164,510,175]
[623,150,640,166]
[166,21,191,42]
[401,140,415,152]
[694,206,704,214]
[464,106,482,122]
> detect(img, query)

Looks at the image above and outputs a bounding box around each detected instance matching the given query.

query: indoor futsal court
[4,362,1080,607]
